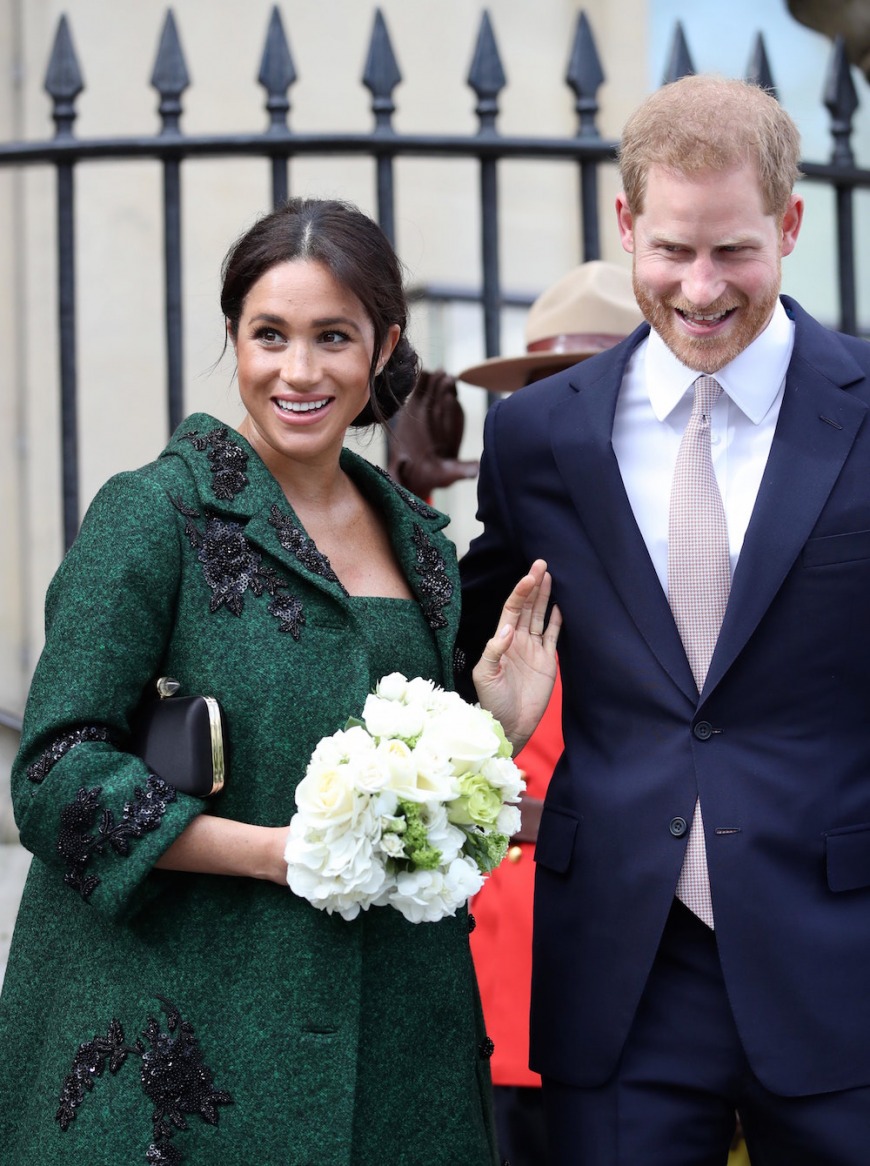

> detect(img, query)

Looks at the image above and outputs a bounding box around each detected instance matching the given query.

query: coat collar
[550,298,870,704]
[161,413,460,681]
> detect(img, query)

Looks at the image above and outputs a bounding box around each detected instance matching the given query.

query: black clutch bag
[131,677,227,797]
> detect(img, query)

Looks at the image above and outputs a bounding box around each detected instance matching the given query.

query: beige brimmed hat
[458,260,643,393]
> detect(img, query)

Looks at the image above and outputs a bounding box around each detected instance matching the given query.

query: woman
[0,199,559,1166]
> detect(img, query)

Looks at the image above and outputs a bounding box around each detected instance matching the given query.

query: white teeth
[683,310,727,322]
[277,398,329,413]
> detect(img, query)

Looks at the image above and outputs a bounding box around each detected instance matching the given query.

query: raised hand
[472,559,562,752]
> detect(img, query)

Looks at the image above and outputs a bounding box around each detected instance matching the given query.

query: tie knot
[692,375,722,419]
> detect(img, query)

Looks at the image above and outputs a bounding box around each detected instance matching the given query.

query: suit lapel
[705,304,869,694]
[550,302,870,704]
[551,335,699,702]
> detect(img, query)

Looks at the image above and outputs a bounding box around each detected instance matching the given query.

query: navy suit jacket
[459,296,870,1096]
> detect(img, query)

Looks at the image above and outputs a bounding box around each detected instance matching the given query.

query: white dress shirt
[611,299,795,593]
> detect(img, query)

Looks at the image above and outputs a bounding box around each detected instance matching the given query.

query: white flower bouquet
[284,672,525,923]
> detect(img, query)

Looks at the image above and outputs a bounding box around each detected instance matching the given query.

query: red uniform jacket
[471,672,563,1086]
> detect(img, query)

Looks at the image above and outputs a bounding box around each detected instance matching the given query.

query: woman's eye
[255,327,283,344]
[320,329,350,345]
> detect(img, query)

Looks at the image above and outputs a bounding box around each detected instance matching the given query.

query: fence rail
[1,6,868,555]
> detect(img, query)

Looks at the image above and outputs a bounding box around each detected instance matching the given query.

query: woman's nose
[279,343,317,387]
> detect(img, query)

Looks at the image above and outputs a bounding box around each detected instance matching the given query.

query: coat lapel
[550,332,699,702]
[163,415,460,686]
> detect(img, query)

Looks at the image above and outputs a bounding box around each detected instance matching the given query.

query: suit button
[669,816,688,837]
[693,721,713,741]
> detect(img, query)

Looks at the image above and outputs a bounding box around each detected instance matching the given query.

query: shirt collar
[646,298,795,424]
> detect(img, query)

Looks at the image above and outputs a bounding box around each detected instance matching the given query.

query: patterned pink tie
[668,375,730,928]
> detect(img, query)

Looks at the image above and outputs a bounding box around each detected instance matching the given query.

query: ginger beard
[632,259,782,375]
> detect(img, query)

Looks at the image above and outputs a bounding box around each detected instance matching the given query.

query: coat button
[467,912,476,933]
[507,845,522,864]
[693,721,713,740]
[669,816,688,837]
[479,1037,495,1059]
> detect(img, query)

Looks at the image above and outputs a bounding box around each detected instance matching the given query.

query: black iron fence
[1,6,869,560]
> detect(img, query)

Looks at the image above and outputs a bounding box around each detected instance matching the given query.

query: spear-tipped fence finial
[44,15,84,138]
[150,9,190,135]
[467,10,506,133]
[746,32,778,98]
[824,35,859,168]
[566,11,605,139]
[258,6,297,132]
[363,9,402,130]
[662,21,696,85]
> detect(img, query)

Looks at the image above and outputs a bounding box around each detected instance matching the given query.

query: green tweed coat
[0,415,498,1166]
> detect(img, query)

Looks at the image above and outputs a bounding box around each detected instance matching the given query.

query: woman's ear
[226,318,237,353]
[378,323,401,372]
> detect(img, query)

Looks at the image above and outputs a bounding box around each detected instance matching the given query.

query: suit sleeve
[457,400,531,700]
[11,469,204,923]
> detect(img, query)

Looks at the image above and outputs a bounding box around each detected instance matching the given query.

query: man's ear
[615,193,634,254]
[780,194,804,258]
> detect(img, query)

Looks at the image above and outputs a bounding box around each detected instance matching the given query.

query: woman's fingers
[477,561,559,676]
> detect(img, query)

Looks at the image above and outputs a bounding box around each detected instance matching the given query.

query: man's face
[616,162,803,373]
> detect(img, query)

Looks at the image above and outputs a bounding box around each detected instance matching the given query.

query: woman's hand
[472,559,562,753]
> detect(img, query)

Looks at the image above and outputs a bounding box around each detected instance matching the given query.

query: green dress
[0,415,498,1166]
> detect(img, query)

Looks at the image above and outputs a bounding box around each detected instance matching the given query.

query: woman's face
[231,259,399,477]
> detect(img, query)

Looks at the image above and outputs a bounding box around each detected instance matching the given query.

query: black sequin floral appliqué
[268,504,348,594]
[180,427,249,501]
[411,523,453,630]
[57,997,232,1165]
[27,725,111,784]
[58,776,176,900]
[372,463,442,521]
[171,496,305,639]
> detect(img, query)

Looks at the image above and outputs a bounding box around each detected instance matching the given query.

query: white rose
[404,675,438,708]
[308,725,373,769]
[496,803,522,837]
[378,832,407,860]
[425,702,501,772]
[294,761,356,824]
[362,694,426,742]
[480,756,525,800]
[375,672,410,701]
[410,739,457,802]
[376,739,421,800]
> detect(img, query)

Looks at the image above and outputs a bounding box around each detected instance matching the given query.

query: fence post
[44,16,83,551]
[151,10,190,435]
[259,6,296,208]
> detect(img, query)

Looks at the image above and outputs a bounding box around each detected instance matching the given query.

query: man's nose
[682,256,727,308]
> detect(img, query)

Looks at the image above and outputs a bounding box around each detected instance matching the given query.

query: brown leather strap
[526,332,625,354]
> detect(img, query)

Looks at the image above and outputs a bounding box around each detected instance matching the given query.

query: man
[458,73,870,1165]
[461,263,642,1166]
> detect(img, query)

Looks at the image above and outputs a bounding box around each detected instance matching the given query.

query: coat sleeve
[457,400,530,701]
[11,468,204,922]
